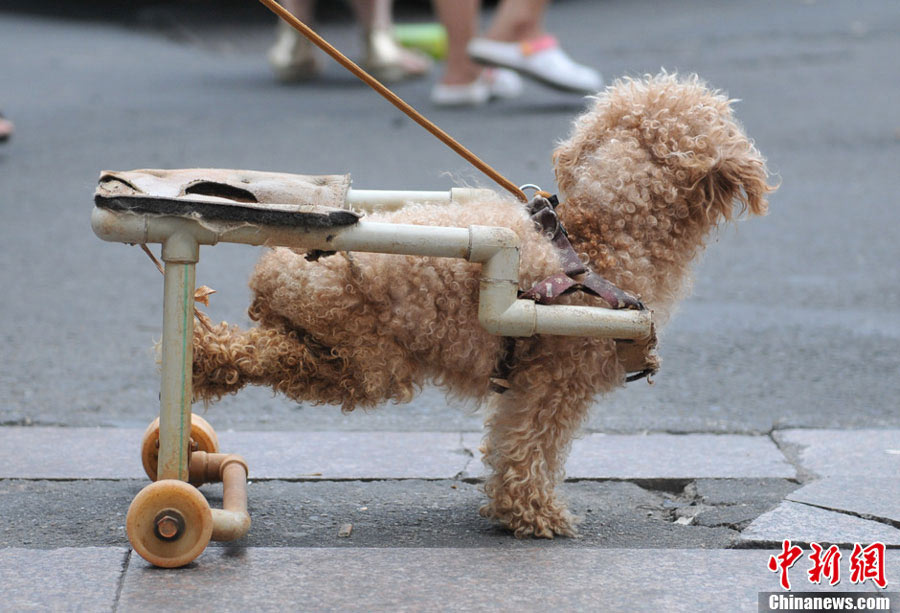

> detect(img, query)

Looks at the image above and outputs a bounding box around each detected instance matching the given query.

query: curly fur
[192,74,775,538]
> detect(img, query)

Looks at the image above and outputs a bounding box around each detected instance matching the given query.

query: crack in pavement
[768,427,816,483]
[786,499,900,532]
[112,549,131,613]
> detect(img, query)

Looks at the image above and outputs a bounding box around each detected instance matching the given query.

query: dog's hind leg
[192,309,421,411]
[192,320,353,407]
[479,338,619,538]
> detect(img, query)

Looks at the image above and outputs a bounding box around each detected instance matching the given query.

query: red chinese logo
[850,542,887,589]
[807,543,842,586]
[768,540,804,590]
[768,540,887,590]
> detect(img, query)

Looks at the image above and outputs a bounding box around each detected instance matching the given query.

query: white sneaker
[268,20,321,83]
[467,35,602,95]
[488,67,524,99]
[431,68,523,107]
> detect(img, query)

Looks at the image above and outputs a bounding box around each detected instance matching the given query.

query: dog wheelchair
[91,167,655,567]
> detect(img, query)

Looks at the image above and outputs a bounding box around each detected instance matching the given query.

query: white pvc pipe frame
[91,187,652,491]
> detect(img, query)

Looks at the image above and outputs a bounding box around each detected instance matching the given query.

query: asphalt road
[1,0,898,434]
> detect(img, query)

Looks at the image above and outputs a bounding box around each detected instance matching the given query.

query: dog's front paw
[480,500,579,538]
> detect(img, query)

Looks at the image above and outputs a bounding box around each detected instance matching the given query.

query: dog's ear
[697,140,775,221]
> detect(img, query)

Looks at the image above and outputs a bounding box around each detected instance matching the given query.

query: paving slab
[0,427,146,479]
[118,548,899,613]
[691,505,763,530]
[0,428,471,480]
[774,430,900,478]
[219,431,469,479]
[0,547,127,612]
[693,478,800,506]
[678,479,800,530]
[463,432,795,479]
[786,477,900,526]
[0,428,795,480]
[741,501,900,546]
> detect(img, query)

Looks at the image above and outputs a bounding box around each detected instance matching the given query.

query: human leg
[353,0,432,82]
[432,0,481,86]
[267,0,321,82]
[430,0,522,105]
[482,0,549,43]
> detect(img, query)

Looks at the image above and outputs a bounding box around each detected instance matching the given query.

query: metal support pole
[346,187,495,213]
[92,208,653,341]
[157,233,199,481]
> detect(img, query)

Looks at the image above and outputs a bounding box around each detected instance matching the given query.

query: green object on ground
[394,23,448,60]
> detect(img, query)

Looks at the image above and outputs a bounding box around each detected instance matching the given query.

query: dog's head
[554,73,774,228]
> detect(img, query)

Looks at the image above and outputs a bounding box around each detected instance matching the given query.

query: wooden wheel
[141,414,220,482]
[126,480,213,568]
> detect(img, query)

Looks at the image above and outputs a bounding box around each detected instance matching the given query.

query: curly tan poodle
[192,74,775,538]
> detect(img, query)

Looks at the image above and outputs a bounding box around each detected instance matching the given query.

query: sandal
[365,28,432,83]
[268,20,322,83]
[431,68,522,107]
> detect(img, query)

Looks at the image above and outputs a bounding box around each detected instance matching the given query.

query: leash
[256,0,527,203]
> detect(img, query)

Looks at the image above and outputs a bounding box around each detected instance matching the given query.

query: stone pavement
[1,427,899,611]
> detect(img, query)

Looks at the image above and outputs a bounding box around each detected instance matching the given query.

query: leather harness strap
[489,195,650,393]
[520,195,644,311]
